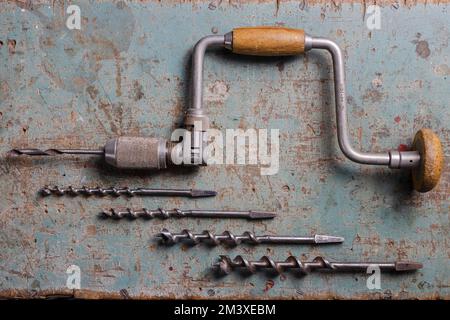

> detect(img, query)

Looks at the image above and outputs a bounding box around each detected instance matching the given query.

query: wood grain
[232,26,305,56]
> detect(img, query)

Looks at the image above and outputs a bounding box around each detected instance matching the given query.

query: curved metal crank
[186,27,443,192]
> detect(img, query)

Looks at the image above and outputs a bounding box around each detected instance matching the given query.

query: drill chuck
[104,137,168,169]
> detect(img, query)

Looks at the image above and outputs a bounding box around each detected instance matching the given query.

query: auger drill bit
[102,208,276,220]
[40,186,216,198]
[214,255,423,275]
[157,229,344,246]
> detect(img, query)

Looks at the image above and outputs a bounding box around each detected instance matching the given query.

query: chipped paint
[0,0,448,299]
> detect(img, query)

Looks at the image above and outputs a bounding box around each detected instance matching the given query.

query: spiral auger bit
[101,208,276,220]
[40,185,216,198]
[214,255,422,276]
[9,27,444,192]
[157,229,344,246]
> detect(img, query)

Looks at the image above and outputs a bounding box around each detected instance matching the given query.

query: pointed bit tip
[8,149,52,156]
[190,189,217,197]
[101,209,113,217]
[39,187,52,196]
[314,234,345,244]
[395,261,423,271]
[248,211,276,219]
[212,256,232,274]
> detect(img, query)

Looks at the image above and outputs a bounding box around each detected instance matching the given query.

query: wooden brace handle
[232,26,305,56]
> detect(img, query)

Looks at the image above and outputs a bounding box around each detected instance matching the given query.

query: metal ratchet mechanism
[11,27,443,192]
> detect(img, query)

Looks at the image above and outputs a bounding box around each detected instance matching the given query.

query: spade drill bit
[40,186,216,198]
[157,229,344,246]
[102,208,276,220]
[214,255,423,275]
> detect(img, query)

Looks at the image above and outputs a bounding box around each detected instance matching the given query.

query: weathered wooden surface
[0,0,448,299]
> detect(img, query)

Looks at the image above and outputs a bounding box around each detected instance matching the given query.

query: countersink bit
[102,208,276,220]
[214,255,423,275]
[157,229,344,246]
[40,186,216,198]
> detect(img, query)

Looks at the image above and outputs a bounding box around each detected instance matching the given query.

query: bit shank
[158,229,344,245]
[102,208,276,220]
[215,256,423,275]
[40,186,216,198]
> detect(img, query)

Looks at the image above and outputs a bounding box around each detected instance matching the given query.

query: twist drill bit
[214,255,423,275]
[40,186,216,198]
[9,137,169,170]
[10,149,105,156]
[157,229,344,246]
[102,208,276,220]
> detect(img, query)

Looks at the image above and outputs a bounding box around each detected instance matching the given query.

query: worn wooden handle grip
[411,129,444,192]
[232,27,305,56]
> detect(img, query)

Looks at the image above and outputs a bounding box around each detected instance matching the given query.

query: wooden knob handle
[411,129,444,192]
[232,26,305,56]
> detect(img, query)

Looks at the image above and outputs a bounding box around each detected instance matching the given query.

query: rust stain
[97,100,119,134]
[7,39,16,54]
[135,257,141,272]
[86,85,99,100]
[434,64,450,76]
[10,0,450,11]
[263,279,275,292]
[40,36,54,48]
[276,61,285,72]
[362,88,384,103]
[72,76,88,90]
[415,40,431,59]
[114,49,122,97]
[130,80,144,101]
[86,225,96,236]
[40,60,64,88]
[0,288,447,300]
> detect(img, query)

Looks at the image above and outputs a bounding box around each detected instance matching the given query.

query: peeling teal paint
[0,1,448,298]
